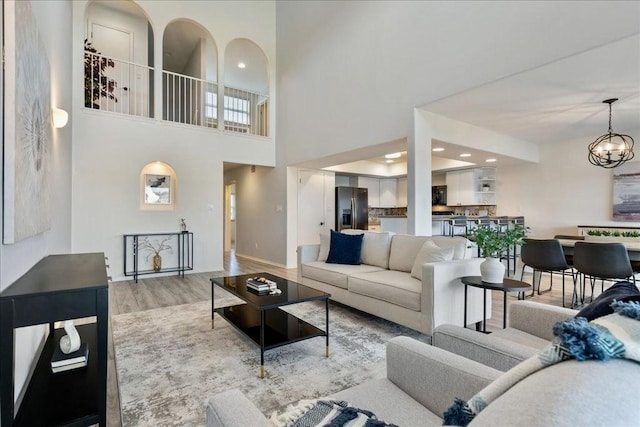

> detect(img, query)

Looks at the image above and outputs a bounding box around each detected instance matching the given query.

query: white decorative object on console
[60,320,81,354]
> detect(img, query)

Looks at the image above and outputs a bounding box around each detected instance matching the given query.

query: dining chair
[572,241,635,305]
[519,238,575,307]
[553,235,585,267]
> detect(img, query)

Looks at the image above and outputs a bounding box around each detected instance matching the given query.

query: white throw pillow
[317,231,331,262]
[410,240,454,280]
[341,229,393,268]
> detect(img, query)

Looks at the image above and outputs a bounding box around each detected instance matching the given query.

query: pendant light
[587,98,634,168]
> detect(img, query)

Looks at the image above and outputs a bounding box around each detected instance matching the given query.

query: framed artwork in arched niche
[140,161,177,211]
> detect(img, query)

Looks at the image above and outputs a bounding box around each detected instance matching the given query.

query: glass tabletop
[210,272,330,310]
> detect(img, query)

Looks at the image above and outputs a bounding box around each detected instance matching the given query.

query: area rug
[112,289,429,426]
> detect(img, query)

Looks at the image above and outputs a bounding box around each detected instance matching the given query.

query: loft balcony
[84,51,269,137]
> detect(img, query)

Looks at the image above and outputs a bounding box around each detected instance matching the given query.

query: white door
[90,22,132,114]
[298,170,329,245]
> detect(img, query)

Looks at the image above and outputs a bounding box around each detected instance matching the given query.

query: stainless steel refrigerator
[335,187,369,231]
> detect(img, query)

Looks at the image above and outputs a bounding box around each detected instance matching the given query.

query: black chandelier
[587,98,635,168]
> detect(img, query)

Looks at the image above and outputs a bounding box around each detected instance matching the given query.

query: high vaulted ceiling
[422,34,640,147]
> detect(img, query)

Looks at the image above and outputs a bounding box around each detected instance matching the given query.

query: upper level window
[224,95,250,130]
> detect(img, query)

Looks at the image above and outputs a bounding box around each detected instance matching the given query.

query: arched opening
[224,39,269,136]
[162,19,218,128]
[84,0,154,117]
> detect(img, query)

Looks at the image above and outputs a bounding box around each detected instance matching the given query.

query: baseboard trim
[233,252,288,269]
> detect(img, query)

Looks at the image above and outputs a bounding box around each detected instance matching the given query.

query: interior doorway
[224,183,236,252]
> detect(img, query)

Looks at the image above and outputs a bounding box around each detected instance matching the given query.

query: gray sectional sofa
[297,231,487,335]
[207,335,640,426]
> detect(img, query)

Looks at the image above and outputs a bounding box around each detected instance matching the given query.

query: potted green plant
[84,39,118,109]
[468,224,528,283]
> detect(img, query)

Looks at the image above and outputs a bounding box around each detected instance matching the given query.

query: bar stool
[573,242,635,304]
[494,217,514,275]
[472,217,492,256]
[510,216,525,275]
[449,216,468,237]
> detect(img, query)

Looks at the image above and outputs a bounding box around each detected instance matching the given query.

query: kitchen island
[380,215,407,234]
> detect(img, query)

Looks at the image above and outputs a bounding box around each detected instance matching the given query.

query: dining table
[558,238,640,261]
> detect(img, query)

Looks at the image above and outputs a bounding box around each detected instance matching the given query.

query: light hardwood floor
[106,252,587,426]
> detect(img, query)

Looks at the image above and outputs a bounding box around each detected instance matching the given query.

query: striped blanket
[270,399,397,427]
[443,300,640,426]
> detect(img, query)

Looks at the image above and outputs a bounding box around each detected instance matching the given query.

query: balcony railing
[162,71,218,128]
[84,51,153,118]
[84,51,269,136]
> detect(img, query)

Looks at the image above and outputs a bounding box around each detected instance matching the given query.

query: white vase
[480,257,505,283]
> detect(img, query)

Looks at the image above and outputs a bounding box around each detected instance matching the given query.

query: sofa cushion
[301,261,384,289]
[426,236,470,260]
[575,280,640,321]
[327,230,364,265]
[349,270,421,311]
[410,241,455,280]
[489,327,550,350]
[342,229,394,269]
[332,378,443,427]
[470,359,640,426]
[388,235,431,272]
[317,231,330,262]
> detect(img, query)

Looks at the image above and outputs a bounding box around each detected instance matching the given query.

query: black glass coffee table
[210,272,330,378]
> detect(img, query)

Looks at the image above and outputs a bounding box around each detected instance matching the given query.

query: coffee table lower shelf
[215,303,328,377]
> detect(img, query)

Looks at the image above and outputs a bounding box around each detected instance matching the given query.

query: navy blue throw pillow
[326,230,364,265]
[575,281,640,321]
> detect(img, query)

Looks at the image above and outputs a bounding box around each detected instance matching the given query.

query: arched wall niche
[140,161,177,211]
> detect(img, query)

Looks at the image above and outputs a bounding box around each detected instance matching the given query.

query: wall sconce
[52,108,69,128]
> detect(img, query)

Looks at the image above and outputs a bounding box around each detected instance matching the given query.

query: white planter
[480,257,505,283]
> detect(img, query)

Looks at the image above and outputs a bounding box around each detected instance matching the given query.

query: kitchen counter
[380,216,407,234]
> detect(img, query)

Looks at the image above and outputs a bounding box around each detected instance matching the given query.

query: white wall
[71,1,277,278]
[498,130,640,238]
[0,0,73,405]
[224,165,288,266]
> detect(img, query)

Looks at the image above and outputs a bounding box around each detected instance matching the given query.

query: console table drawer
[11,290,97,327]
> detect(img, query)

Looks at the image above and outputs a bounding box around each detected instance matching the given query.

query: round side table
[461,276,531,333]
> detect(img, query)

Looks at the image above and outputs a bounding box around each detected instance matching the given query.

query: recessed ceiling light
[238,62,246,69]
[386,159,394,163]
[459,153,471,158]
[432,147,445,152]
[486,158,497,163]
[385,152,402,159]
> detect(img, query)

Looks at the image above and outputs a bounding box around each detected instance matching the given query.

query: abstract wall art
[613,162,640,221]
[3,0,52,243]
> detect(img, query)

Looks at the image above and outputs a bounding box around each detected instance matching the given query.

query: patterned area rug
[112,288,429,426]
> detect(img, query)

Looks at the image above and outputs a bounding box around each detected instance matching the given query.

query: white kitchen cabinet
[379,179,397,207]
[446,169,475,206]
[358,177,380,207]
[446,168,497,206]
[473,168,497,205]
[397,177,407,207]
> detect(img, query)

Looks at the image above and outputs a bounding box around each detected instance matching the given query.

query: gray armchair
[432,300,577,371]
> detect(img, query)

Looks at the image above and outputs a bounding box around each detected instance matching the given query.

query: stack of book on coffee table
[51,343,89,373]
[246,277,278,295]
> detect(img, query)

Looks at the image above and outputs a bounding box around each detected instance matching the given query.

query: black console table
[0,253,108,426]
[123,232,193,283]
